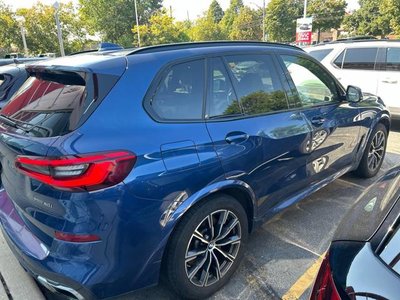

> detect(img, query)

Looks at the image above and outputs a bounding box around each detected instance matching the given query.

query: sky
[4,0,360,21]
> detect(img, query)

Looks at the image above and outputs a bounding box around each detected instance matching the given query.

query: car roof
[308,39,400,50]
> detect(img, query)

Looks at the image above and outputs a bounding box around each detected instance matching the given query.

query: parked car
[0,41,391,300]
[0,64,30,109]
[310,166,400,300]
[0,57,48,67]
[305,40,400,119]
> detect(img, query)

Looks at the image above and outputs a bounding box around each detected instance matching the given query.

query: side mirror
[346,85,363,102]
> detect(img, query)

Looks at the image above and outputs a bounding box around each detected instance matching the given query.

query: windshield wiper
[0,114,23,130]
[0,114,50,136]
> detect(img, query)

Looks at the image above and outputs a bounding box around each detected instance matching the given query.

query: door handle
[381,79,398,84]
[311,116,326,126]
[225,131,249,144]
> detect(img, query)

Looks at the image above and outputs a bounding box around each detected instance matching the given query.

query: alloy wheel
[367,130,385,171]
[185,209,242,287]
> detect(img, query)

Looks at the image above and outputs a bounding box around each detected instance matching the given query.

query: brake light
[310,253,341,300]
[55,231,101,243]
[15,151,136,192]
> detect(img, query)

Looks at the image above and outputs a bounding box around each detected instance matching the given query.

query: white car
[305,40,400,119]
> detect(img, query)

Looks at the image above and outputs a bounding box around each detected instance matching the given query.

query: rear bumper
[0,188,95,299]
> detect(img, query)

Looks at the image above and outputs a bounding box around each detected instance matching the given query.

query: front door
[205,54,313,217]
[279,53,361,182]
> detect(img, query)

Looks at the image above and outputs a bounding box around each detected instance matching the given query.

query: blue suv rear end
[0,42,391,299]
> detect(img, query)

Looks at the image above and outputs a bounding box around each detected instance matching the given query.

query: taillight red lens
[55,231,101,243]
[310,253,341,300]
[15,151,136,191]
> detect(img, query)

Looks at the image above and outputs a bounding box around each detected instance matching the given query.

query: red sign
[296,31,312,44]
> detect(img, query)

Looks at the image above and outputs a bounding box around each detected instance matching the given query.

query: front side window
[150,59,204,120]
[281,55,339,107]
[224,55,288,116]
[342,48,378,70]
[386,47,400,71]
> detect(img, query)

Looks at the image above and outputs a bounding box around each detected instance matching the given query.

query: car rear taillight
[310,253,341,300]
[15,151,136,192]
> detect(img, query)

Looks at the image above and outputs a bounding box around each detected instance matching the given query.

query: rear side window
[308,49,333,61]
[342,48,378,70]
[149,59,204,121]
[386,47,400,71]
[333,50,344,68]
[1,70,118,137]
[224,55,288,116]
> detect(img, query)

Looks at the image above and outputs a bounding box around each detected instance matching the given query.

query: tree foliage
[190,14,226,41]
[133,10,190,46]
[16,2,91,55]
[0,2,22,53]
[221,0,244,35]
[230,7,262,40]
[308,0,347,32]
[265,0,303,42]
[208,0,224,23]
[79,0,162,47]
[343,0,391,37]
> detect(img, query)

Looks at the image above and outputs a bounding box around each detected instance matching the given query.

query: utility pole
[262,0,266,41]
[15,16,28,56]
[53,2,65,57]
[134,0,141,47]
[303,0,307,18]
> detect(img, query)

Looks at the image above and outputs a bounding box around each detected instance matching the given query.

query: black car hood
[334,166,400,242]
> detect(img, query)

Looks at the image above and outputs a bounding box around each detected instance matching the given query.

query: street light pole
[15,16,28,56]
[53,1,65,57]
[303,0,308,18]
[262,0,265,41]
[134,0,141,47]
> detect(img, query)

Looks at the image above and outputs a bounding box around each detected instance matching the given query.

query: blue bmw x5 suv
[0,42,391,299]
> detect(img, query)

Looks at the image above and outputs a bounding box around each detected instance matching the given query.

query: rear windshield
[308,49,333,61]
[0,70,118,137]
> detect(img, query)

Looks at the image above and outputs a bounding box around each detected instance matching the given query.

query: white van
[306,40,400,119]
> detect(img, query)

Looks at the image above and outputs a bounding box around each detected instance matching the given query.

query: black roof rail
[127,41,304,55]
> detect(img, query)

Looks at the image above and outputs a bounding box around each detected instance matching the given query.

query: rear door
[332,47,380,94]
[377,46,400,113]
[205,54,313,217]
[278,53,361,180]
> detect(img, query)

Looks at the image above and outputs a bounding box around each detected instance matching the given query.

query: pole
[262,0,265,41]
[54,7,65,56]
[303,0,307,18]
[20,26,28,56]
[134,0,141,47]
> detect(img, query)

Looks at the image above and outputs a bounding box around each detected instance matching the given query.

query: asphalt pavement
[0,120,399,300]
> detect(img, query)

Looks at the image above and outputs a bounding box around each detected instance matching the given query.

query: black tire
[355,123,387,178]
[164,194,248,299]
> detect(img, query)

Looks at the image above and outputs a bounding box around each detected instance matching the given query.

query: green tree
[208,0,224,23]
[308,0,347,42]
[221,0,244,35]
[230,7,262,40]
[190,11,227,41]
[17,2,91,55]
[380,0,400,35]
[343,0,391,37]
[79,0,162,47]
[0,1,22,53]
[265,0,303,42]
[132,10,190,46]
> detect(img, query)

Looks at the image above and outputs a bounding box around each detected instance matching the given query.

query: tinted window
[333,50,344,68]
[386,47,400,71]
[1,71,118,137]
[308,49,333,61]
[282,55,339,107]
[224,55,288,115]
[150,60,204,120]
[207,58,241,118]
[342,48,378,70]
